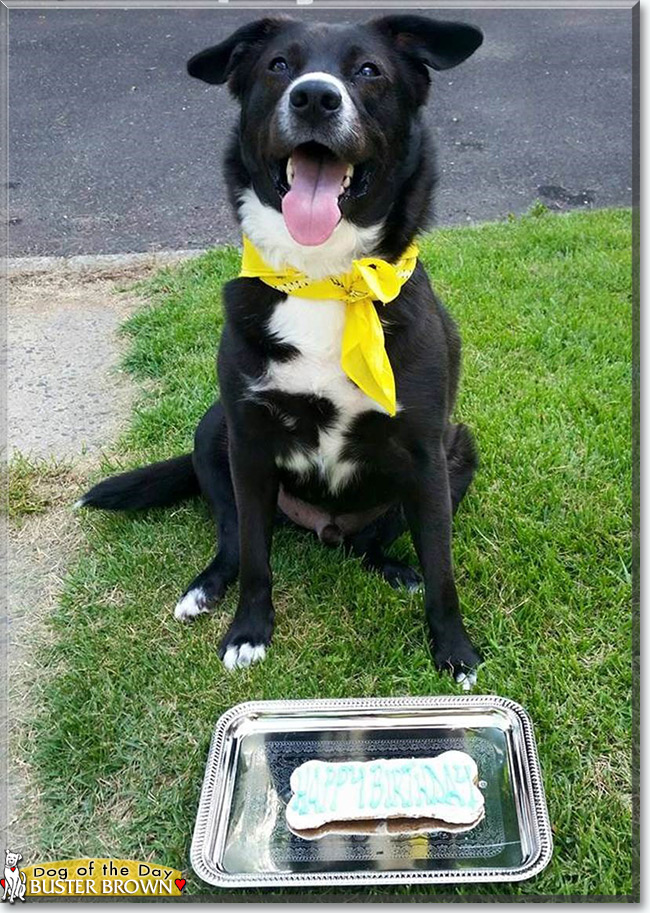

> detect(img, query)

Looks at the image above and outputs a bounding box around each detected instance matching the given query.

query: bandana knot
[238,236,419,415]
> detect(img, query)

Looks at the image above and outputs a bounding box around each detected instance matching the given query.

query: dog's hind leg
[346,504,422,593]
[445,422,478,514]
[174,402,240,621]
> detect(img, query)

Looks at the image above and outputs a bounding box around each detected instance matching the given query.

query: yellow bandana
[239,236,419,416]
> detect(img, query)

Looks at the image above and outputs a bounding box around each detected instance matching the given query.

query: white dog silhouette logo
[2,851,26,903]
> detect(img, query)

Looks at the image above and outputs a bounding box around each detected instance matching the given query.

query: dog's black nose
[289,80,342,122]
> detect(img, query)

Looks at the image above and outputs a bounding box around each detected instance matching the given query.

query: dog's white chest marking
[252,295,386,493]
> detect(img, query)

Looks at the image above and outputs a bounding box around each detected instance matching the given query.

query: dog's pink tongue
[282,148,348,246]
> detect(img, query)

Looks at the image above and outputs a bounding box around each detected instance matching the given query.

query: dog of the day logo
[13,857,186,898]
[2,851,27,904]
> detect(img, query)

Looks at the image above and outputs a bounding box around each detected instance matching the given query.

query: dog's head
[188,16,482,250]
[5,851,21,868]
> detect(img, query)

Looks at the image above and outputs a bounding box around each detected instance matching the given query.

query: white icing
[285,750,484,832]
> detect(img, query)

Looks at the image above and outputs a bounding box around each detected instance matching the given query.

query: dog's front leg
[218,437,279,670]
[402,445,481,684]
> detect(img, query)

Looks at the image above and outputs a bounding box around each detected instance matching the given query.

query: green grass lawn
[21,208,633,897]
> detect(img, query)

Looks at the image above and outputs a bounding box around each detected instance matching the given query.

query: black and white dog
[80,15,484,684]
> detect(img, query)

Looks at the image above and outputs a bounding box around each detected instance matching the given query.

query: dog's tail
[76,453,199,511]
[445,423,478,513]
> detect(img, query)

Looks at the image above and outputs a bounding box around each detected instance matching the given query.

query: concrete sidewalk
[9,271,138,459]
[8,251,204,459]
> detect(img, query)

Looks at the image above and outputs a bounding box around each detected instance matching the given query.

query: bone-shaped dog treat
[285,750,484,833]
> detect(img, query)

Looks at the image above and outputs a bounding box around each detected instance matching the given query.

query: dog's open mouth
[276,141,365,247]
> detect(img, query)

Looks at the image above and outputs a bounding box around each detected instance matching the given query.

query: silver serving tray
[191,696,552,888]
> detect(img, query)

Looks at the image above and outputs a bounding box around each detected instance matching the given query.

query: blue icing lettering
[307,764,326,814]
[382,766,393,813]
[416,760,478,811]
[423,763,446,803]
[292,767,310,817]
[439,763,464,805]
[350,764,365,810]
[429,762,477,810]
[369,763,386,811]
[391,764,413,809]
[288,755,480,825]
[291,764,324,818]
[323,764,337,812]
[330,764,351,814]
[412,767,432,808]
[453,763,479,810]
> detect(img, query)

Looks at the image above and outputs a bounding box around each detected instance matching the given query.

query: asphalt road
[9,7,633,257]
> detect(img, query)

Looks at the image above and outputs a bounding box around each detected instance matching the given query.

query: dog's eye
[358,62,381,78]
[269,57,289,73]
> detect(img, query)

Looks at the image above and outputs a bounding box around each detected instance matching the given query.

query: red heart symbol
[0,878,5,889]
[175,879,186,892]
[10,868,15,872]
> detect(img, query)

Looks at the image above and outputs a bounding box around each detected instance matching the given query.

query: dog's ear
[372,15,483,72]
[187,18,291,89]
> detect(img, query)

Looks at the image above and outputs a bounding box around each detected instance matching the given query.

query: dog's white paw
[222,642,266,671]
[174,588,210,621]
[455,669,478,691]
